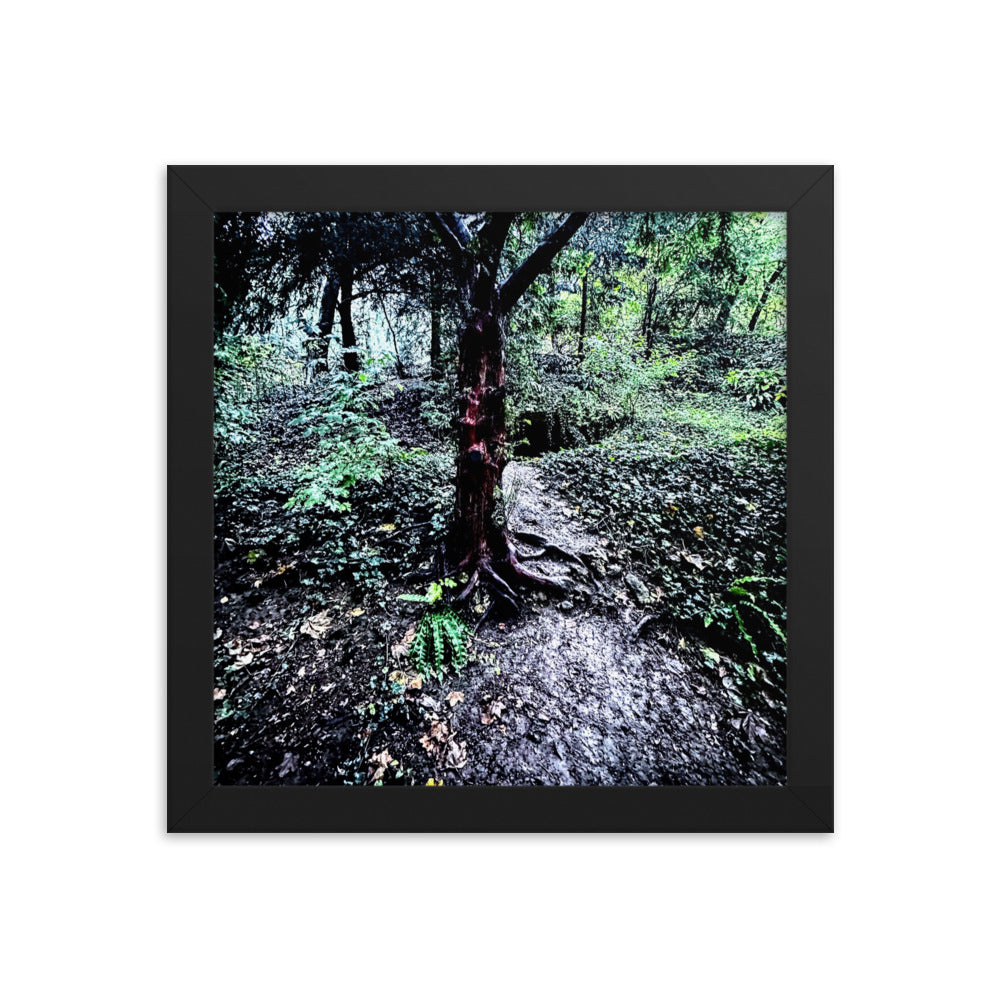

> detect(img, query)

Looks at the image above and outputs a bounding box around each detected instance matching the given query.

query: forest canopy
[213,210,788,787]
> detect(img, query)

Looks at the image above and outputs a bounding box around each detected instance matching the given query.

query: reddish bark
[435,211,589,599]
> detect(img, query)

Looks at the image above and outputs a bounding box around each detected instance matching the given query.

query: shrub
[724,367,786,410]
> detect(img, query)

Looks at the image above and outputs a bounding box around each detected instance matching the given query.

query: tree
[747,261,785,334]
[431,211,588,601]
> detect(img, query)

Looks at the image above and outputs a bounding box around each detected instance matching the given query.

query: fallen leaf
[213,687,226,701]
[445,691,465,707]
[681,551,706,571]
[426,778,443,786]
[277,752,297,778]
[428,720,450,743]
[444,740,467,769]
[379,523,396,532]
[232,652,253,669]
[349,607,365,617]
[301,608,332,638]
[369,748,393,782]
[213,628,222,641]
[693,526,705,539]
[480,700,506,725]
[390,669,422,690]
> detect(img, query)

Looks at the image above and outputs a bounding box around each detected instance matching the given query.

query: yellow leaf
[379,523,396,532]
[349,607,365,617]
[426,778,443,786]
[693,526,704,539]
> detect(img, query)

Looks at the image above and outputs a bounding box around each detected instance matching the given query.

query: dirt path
[433,462,785,785]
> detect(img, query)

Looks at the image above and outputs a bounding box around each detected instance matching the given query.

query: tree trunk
[577,269,588,356]
[338,264,359,372]
[747,262,785,333]
[435,210,588,597]
[307,273,340,375]
[379,297,406,379]
[429,271,442,378]
[452,290,509,567]
[642,276,659,359]
[712,273,748,335]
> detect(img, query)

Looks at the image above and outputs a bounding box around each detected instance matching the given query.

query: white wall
[2,3,994,998]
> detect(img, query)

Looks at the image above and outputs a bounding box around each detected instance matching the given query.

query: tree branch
[430,212,471,257]
[498,213,589,313]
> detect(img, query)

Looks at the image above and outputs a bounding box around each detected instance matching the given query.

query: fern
[410,607,470,681]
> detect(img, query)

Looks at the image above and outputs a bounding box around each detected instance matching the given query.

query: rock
[580,549,608,577]
[625,572,653,605]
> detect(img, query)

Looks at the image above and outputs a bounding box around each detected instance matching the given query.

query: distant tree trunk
[712,273,748,335]
[379,297,406,379]
[338,264,359,372]
[433,211,588,595]
[748,262,785,333]
[429,271,442,378]
[307,273,340,375]
[642,276,659,358]
[577,269,588,356]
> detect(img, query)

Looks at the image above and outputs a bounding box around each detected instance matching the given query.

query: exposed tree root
[449,538,570,614]
[505,556,567,593]
[512,529,548,547]
[456,567,480,602]
[481,562,520,605]
[519,542,589,574]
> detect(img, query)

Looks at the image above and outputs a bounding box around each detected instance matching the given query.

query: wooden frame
[168,166,833,832]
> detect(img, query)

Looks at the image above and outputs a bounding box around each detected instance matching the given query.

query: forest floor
[214,379,786,786]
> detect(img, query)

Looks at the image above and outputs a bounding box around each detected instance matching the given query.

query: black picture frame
[169,166,833,833]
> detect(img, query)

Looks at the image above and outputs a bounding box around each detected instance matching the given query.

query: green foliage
[660,393,786,456]
[398,578,457,604]
[284,375,404,513]
[724,367,787,410]
[705,575,786,660]
[408,606,470,681]
[541,436,787,702]
[582,341,686,421]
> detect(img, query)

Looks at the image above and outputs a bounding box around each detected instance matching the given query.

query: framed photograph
[169,165,832,832]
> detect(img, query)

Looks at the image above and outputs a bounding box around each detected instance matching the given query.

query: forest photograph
[213,209,788,786]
